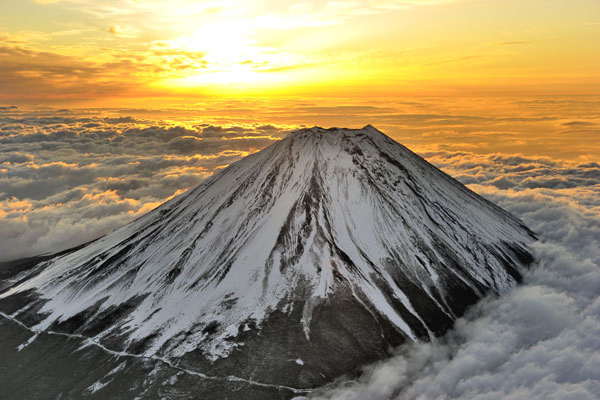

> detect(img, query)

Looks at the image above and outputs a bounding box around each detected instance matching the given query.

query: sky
[1,0,600,104]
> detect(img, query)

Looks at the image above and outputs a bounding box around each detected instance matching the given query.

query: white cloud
[0,109,287,261]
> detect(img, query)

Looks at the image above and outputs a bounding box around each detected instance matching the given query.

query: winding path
[0,311,312,396]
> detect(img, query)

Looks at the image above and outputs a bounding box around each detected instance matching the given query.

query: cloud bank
[311,151,600,400]
[0,107,287,261]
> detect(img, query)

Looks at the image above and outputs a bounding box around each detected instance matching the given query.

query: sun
[156,20,266,86]
[153,19,310,92]
[173,21,255,61]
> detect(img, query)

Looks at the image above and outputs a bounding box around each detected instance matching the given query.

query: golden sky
[1,0,599,104]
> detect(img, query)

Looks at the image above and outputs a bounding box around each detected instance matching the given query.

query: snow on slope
[0,125,535,363]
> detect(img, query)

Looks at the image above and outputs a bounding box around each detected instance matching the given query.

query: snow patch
[86,380,109,394]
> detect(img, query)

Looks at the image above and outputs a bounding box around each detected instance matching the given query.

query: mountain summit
[0,126,535,398]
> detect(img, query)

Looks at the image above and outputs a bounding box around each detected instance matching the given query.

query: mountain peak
[290,124,383,138]
[0,125,534,395]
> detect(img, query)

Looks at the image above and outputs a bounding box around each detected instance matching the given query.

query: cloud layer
[0,107,287,261]
[312,150,600,400]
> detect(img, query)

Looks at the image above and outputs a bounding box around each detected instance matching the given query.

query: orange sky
[1,0,600,105]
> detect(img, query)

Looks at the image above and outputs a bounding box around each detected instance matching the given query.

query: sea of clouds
[0,107,288,261]
[1,103,599,398]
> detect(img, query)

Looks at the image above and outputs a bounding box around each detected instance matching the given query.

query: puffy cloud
[421,151,600,195]
[0,109,288,261]
[312,149,600,400]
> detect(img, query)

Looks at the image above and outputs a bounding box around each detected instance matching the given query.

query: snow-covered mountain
[0,125,535,397]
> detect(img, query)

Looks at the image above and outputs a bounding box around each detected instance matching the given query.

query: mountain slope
[0,125,535,396]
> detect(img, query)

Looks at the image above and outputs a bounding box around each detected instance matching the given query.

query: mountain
[0,125,535,399]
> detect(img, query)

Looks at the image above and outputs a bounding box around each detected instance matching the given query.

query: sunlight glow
[1,0,599,103]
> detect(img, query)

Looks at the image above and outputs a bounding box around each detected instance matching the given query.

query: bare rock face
[0,126,535,399]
